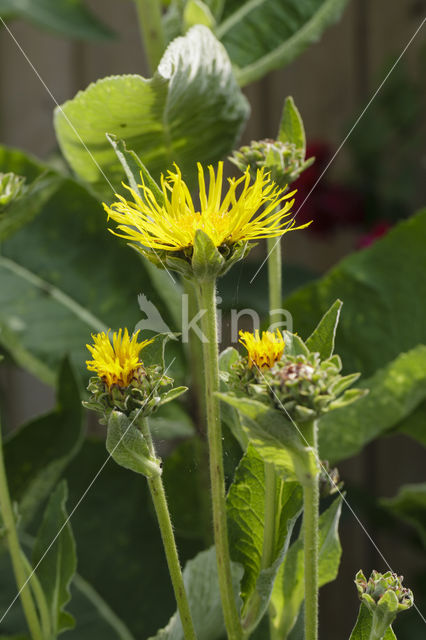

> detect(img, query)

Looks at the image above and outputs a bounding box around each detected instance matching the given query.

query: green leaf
[278,97,306,155]
[32,481,76,635]
[148,547,243,640]
[192,229,225,281]
[4,359,83,527]
[396,400,426,448]
[381,483,426,547]
[270,495,343,639]
[183,0,215,30]
[319,346,426,464]
[216,393,309,480]
[285,210,426,378]
[227,446,302,630]
[106,411,161,478]
[305,299,342,359]
[106,135,165,206]
[0,0,113,40]
[0,145,176,385]
[55,26,249,197]
[282,331,309,357]
[218,0,349,86]
[349,604,396,640]
[150,400,195,439]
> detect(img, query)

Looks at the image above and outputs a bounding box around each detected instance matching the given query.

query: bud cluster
[229,139,313,188]
[355,570,414,613]
[83,364,173,423]
[0,172,26,211]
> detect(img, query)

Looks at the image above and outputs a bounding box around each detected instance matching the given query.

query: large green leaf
[32,481,76,635]
[148,547,243,640]
[0,145,178,385]
[381,483,426,548]
[349,604,396,640]
[284,210,426,378]
[0,0,113,40]
[305,299,342,360]
[227,446,303,631]
[55,26,249,197]
[4,359,83,527]
[319,346,426,464]
[270,495,343,639]
[216,393,309,480]
[217,0,349,85]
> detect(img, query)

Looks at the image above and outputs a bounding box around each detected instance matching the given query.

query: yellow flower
[86,329,154,389]
[239,329,285,370]
[103,162,309,252]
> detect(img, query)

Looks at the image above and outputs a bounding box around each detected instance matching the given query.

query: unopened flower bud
[0,172,26,211]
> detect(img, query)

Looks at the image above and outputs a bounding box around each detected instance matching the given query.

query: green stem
[267,236,282,328]
[21,553,52,640]
[0,422,44,640]
[303,420,320,640]
[140,418,197,640]
[134,0,166,73]
[196,279,243,640]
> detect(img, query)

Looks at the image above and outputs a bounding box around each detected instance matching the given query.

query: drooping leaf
[305,299,342,359]
[0,145,177,385]
[319,345,426,463]
[217,0,349,85]
[270,495,343,639]
[381,483,426,548]
[4,359,83,527]
[216,393,309,480]
[32,481,76,635]
[148,547,243,640]
[227,445,303,631]
[349,604,396,640]
[106,411,161,478]
[0,0,113,40]
[55,26,249,197]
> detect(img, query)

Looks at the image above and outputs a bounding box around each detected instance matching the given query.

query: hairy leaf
[55,26,249,197]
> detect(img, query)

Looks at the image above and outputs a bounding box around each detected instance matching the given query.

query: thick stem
[0,423,44,640]
[197,279,243,640]
[303,420,320,640]
[140,418,197,640]
[134,0,166,73]
[267,236,282,328]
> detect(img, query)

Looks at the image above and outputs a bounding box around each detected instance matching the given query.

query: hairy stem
[0,421,44,640]
[134,0,166,73]
[267,236,282,328]
[140,418,197,640]
[197,279,243,640]
[303,420,320,640]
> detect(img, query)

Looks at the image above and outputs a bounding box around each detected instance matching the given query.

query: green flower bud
[229,139,313,188]
[0,172,26,211]
[355,570,413,639]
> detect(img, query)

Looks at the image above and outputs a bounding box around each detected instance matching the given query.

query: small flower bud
[0,172,26,211]
[229,139,313,188]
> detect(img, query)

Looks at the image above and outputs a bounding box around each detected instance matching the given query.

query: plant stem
[267,236,282,328]
[21,553,52,640]
[303,420,320,640]
[196,279,243,640]
[0,422,44,640]
[140,418,197,640]
[134,0,166,73]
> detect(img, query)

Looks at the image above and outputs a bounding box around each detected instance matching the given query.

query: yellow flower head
[103,162,309,252]
[86,329,154,389]
[239,329,285,370]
